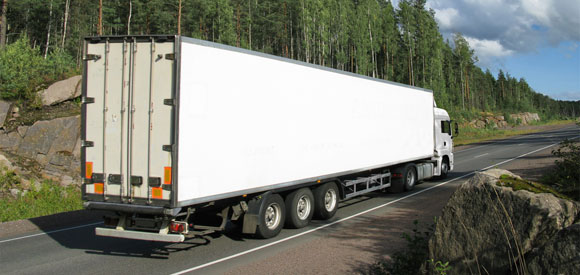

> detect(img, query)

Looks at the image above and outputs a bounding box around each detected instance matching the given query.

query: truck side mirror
[454,123,459,136]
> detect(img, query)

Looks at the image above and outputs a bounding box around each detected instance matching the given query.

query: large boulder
[0,100,10,128]
[39,75,82,106]
[17,116,80,165]
[429,169,579,274]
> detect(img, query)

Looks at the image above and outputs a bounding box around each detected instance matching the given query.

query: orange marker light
[86,162,93,179]
[164,167,172,185]
[94,183,104,194]
[152,187,163,199]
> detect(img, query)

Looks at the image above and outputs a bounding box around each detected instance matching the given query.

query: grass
[496,174,571,201]
[454,119,574,146]
[0,168,83,223]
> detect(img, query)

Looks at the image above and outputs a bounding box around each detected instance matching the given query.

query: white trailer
[82,35,456,242]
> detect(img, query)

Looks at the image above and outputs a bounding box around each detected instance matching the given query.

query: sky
[392,0,580,101]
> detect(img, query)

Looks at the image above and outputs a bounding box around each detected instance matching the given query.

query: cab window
[441,121,451,135]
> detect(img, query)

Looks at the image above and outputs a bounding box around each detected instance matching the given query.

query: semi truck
[82,35,456,242]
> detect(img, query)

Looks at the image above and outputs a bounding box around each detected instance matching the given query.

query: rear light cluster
[392,173,403,178]
[170,221,188,234]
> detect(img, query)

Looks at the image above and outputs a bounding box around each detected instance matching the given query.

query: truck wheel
[439,159,449,179]
[403,164,417,191]
[313,182,339,220]
[255,194,285,239]
[285,188,314,229]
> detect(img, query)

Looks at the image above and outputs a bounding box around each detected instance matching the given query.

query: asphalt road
[1,125,579,275]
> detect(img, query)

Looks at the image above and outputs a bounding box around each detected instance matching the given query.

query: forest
[0,0,579,120]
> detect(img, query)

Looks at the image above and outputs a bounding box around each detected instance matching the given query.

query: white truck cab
[433,107,455,178]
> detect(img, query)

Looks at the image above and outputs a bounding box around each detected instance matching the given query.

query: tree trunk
[44,0,53,59]
[61,0,70,48]
[177,0,181,35]
[248,0,252,50]
[368,7,375,78]
[98,0,103,35]
[127,0,132,35]
[0,0,7,48]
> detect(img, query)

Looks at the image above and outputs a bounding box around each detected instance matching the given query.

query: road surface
[1,124,578,274]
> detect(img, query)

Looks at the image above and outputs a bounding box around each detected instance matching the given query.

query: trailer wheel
[255,194,285,239]
[403,164,417,191]
[313,182,339,220]
[285,188,314,229]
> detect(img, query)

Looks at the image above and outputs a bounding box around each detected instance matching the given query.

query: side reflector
[152,187,163,199]
[86,162,93,179]
[164,167,172,185]
[94,183,104,194]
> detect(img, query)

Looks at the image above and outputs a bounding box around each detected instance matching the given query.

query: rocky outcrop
[467,112,541,129]
[39,75,82,106]
[0,100,10,129]
[0,115,81,185]
[429,169,579,275]
[510,112,541,126]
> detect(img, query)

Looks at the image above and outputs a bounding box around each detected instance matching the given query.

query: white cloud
[428,0,580,59]
[433,8,459,29]
[465,37,514,57]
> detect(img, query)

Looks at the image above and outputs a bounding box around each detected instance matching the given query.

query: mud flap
[242,192,272,234]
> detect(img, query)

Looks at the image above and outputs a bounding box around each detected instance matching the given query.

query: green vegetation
[1,0,579,118]
[543,139,580,201]
[496,174,570,200]
[0,168,82,223]
[0,35,77,102]
[369,220,448,275]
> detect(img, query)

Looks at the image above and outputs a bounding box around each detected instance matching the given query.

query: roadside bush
[0,35,45,100]
[0,35,76,101]
[545,139,580,201]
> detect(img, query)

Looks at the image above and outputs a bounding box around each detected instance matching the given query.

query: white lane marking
[518,143,524,146]
[474,153,489,158]
[0,222,104,244]
[170,174,473,275]
[454,125,578,153]
[171,140,575,275]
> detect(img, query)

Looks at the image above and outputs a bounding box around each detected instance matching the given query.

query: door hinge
[82,140,94,147]
[82,97,95,104]
[84,54,101,61]
[162,145,175,152]
[165,53,175,60]
[163,99,175,106]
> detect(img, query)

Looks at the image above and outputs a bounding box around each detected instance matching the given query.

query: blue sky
[392,0,580,101]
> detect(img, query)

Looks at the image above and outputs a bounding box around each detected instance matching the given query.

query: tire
[313,182,339,220]
[285,188,314,229]
[439,159,449,179]
[255,194,286,239]
[402,164,417,191]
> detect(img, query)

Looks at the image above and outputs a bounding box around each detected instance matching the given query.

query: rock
[526,224,580,274]
[49,151,74,167]
[17,126,28,137]
[17,116,80,160]
[61,175,74,186]
[10,188,21,198]
[475,120,486,128]
[39,75,82,106]
[0,100,10,128]
[0,131,22,151]
[429,169,579,275]
[0,153,14,170]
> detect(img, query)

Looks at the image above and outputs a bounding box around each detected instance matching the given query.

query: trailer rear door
[82,36,176,206]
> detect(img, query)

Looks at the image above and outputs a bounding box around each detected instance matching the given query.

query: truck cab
[433,107,454,177]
